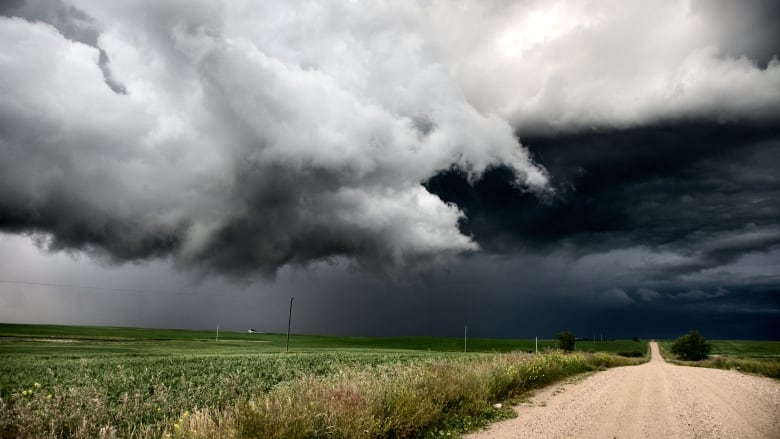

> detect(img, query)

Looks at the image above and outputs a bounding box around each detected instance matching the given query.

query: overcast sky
[1,0,778,340]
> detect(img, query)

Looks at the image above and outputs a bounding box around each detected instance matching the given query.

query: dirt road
[465,342,779,439]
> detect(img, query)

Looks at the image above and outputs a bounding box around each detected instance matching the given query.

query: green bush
[557,331,576,352]
[670,330,711,361]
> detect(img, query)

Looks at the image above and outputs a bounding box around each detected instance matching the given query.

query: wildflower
[34,382,41,388]
[47,394,52,399]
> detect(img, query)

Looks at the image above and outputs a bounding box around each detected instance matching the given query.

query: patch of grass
[667,356,780,379]
[575,339,649,356]
[708,340,780,359]
[658,341,780,379]
[617,350,644,358]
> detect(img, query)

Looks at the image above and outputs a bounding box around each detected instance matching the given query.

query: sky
[1,0,779,340]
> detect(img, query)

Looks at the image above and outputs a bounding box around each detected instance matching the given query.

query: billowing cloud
[437,0,780,133]
[0,0,127,93]
[1,0,779,279]
[0,2,548,278]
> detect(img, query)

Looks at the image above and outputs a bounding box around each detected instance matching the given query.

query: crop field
[0,324,646,438]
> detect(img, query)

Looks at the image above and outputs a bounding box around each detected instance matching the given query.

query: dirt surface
[465,342,780,439]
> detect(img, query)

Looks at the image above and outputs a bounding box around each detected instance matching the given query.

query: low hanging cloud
[600,288,634,306]
[1,0,778,278]
[673,287,730,301]
[636,288,662,302]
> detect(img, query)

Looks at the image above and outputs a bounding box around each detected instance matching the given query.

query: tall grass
[1,350,640,438]
[665,355,780,378]
[658,343,780,379]
[165,351,641,439]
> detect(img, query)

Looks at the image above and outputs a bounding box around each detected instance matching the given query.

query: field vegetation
[670,330,711,361]
[659,339,780,378]
[1,324,646,438]
[0,324,649,355]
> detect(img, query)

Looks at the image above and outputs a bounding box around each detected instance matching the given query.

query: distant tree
[557,331,576,352]
[632,336,640,342]
[670,330,711,361]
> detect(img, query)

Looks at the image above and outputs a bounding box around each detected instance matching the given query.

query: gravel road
[465,342,780,439]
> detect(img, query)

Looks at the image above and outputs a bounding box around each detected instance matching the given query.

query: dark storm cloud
[424,115,780,335]
[0,179,183,262]
[427,120,780,277]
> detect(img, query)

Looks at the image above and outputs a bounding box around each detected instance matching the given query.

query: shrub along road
[466,342,780,438]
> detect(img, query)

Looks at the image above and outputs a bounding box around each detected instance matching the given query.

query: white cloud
[438,0,780,133]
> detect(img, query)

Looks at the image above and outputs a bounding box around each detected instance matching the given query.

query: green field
[659,339,780,379]
[707,340,780,358]
[7,325,776,438]
[658,339,780,359]
[0,323,647,438]
[0,323,648,355]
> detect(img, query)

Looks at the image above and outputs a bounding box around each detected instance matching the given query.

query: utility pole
[216,325,219,342]
[535,336,538,353]
[464,325,468,353]
[286,297,294,353]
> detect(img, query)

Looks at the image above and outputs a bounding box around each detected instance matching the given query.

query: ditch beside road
[466,341,780,439]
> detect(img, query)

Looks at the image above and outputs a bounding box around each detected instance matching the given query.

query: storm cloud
[427,119,780,277]
[2,0,778,280]
[1,1,554,278]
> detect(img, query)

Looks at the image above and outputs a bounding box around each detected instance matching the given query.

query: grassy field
[707,340,780,358]
[0,323,648,354]
[0,323,647,438]
[659,339,780,378]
